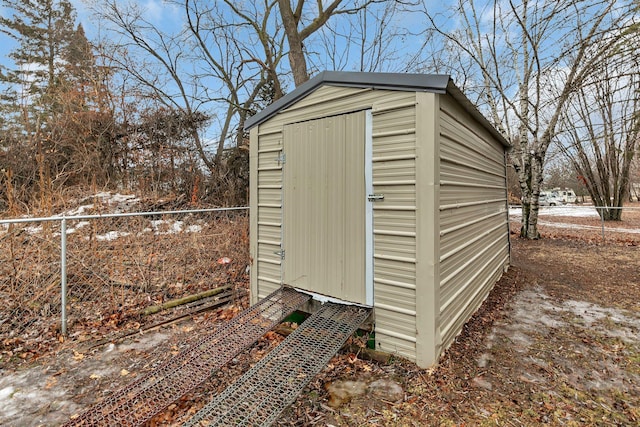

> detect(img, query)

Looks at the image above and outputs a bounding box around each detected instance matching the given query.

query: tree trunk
[277,0,310,86]
[141,285,231,316]
[517,152,544,239]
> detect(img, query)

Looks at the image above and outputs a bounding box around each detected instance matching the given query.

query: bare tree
[92,0,284,174]
[416,0,637,238]
[557,53,640,220]
[313,1,412,72]
[277,0,388,86]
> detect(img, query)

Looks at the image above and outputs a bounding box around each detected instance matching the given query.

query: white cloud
[141,0,181,25]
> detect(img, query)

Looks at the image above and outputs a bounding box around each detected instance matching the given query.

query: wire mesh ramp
[64,287,310,427]
[183,302,372,427]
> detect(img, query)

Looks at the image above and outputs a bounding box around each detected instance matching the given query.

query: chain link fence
[0,208,249,364]
[508,204,640,241]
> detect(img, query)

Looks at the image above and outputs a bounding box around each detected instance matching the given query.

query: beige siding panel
[253,86,420,362]
[259,87,414,134]
[256,280,281,300]
[284,85,367,111]
[256,206,281,225]
[257,224,281,242]
[257,169,283,188]
[257,267,281,292]
[374,256,416,283]
[256,243,281,264]
[372,184,417,208]
[440,244,509,346]
[437,93,509,355]
[374,331,416,360]
[439,100,504,163]
[375,283,416,315]
[257,188,281,205]
[439,203,505,234]
[250,127,259,304]
[440,186,505,207]
[440,161,505,188]
[440,145,504,180]
[440,227,507,293]
[375,233,416,260]
[253,127,283,304]
[373,134,416,157]
[258,133,282,151]
[257,149,283,169]
[373,159,416,182]
[374,210,416,236]
[368,97,418,362]
[376,311,417,337]
[440,211,505,256]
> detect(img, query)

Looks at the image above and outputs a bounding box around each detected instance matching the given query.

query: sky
[2,0,637,155]
[0,0,183,69]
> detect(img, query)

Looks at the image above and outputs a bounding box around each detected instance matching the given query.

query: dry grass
[0,208,249,367]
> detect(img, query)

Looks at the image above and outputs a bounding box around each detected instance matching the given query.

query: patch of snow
[539,206,600,218]
[96,231,131,241]
[0,330,172,426]
[63,203,95,217]
[509,206,600,218]
[562,300,640,342]
[510,288,567,329]
[481,286,640,394]
[117,332,170,353]
[147,220,202,236]
[71,221,90,232]
[73,192,140,215]
[537,220,640,234]
[0,386,15,400]
[25,225,43,234]
[0,368,79,426]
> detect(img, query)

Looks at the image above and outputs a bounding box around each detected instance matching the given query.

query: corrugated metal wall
[251,127,285,299]
[250,86,421,362]
[370,95,420,360]
[437,94,510,351]
[250,83,509,367]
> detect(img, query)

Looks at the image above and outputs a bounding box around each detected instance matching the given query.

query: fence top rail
[0,206,249,225]
[509,205,640,210]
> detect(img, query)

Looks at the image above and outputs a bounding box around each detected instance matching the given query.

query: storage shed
[246,72,510,368]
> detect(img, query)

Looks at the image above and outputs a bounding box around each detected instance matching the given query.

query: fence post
[61,217,68,336]
[599,207,605,240]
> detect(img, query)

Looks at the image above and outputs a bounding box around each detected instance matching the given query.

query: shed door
[282,111,371,305]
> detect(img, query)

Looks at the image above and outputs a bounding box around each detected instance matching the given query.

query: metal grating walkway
[183,302,372,427]
[64,287,310,427]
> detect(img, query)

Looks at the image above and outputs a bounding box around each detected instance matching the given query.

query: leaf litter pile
[1,204,639,426]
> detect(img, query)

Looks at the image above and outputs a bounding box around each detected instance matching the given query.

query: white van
[551,188,577,203]
[539,191,564,206]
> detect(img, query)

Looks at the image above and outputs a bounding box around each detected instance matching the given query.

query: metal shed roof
[244,71,510,148]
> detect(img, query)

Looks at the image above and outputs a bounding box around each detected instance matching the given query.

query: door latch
[367,194,384,202]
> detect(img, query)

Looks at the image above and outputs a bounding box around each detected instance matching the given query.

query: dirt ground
[1,213,639,426]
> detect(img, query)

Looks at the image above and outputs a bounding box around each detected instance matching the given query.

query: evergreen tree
[0,0,76,114]
[0,0,118,206]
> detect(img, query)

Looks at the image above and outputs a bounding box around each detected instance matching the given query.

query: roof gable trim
[244,71,450,130]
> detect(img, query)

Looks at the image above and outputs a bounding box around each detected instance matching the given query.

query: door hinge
[276,153,286,165]
[367,194,385,202]
[274,249,285,259]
